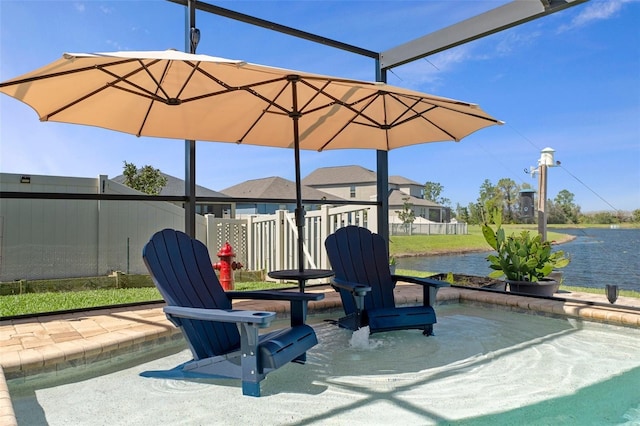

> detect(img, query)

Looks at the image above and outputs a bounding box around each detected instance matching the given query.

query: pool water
[10,304,640,425]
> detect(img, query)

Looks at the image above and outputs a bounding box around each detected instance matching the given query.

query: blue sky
[1,0,638,213]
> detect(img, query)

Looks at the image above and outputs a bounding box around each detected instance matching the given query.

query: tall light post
[534,147,557,242]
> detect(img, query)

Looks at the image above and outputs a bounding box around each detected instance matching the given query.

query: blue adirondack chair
[142,229,324,397]
[324,226,448,336]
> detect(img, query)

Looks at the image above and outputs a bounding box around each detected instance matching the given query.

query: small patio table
[268,268,334,293]
[268,269,334,325]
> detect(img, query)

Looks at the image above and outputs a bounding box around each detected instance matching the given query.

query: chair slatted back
[143,229,241,359]
[325,226,396,312]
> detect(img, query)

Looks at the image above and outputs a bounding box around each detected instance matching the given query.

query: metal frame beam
[380,0,589,69]
[0,191,375,206]
[168,0,378,59]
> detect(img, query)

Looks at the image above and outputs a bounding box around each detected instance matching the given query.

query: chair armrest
[226,290,324,302]
[392,275,450,288]
[227,290,324,328]
[164,305,275,327]
[331,278,372,296]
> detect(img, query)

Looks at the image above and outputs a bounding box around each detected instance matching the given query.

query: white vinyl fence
[390,222,467,236]
[244,204,376,274]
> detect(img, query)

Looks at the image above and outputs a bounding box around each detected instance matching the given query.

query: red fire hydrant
[213,242,243,290]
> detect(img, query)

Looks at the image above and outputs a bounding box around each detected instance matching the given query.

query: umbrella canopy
[0,49,502,277]
[0,49,501,149]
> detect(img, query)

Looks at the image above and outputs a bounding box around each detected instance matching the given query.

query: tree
[465,202,484,225]
[423,181,450,206]
[496,178,518,223]
[395,197,416,235]
[476,179,500,223]
[554,189,580,224]
[455,203,470,223]
[591,211,617,224]
[122,161,168,195]
[633,209,640,223]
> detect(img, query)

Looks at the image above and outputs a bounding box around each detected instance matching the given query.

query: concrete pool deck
[2,284,640,426]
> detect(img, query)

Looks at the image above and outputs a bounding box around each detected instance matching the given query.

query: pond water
[399,228,640,293]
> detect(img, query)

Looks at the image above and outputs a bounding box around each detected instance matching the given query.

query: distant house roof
[389,189,442,208]
[112,173,227,198]
[221,176,344,201]
[302,165,376,186]
[389,175,422,186]
[302,165,423,187]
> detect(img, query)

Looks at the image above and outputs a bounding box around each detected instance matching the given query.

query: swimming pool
[9,303,640,425]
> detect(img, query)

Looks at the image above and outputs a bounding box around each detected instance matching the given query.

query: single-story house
[220,176,344,216]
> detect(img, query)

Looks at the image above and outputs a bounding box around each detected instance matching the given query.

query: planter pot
[547,270,564,284]
[432,273,507,291]
[507,279,559,297]
[484,281,508,291]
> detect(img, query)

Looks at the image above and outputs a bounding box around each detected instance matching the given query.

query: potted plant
[481,211,570,296]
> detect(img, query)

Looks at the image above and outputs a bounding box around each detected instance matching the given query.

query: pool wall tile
[0,367,17,426]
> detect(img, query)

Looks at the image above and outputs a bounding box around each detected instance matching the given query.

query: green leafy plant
[482,211,570,282]
[445,272,455,284]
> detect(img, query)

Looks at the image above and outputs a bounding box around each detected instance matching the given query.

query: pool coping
[2,285,639,426]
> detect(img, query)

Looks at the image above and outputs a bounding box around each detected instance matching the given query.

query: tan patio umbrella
[0,49,502,277]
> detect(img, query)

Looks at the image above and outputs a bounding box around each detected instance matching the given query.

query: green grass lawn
[389,225,571,256]
[0,281,295,317]
[2,227,635,317]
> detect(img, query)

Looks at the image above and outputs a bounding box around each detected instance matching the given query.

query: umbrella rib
[135,59,174,101]
[315,91,455,150]
[37,58,171,120]
[393,92,502,125]
[298,80,389,133]
[134,59,177,136]
[187,66,291,114]
[96,61,172,102]
[297,79,374,118]
[238,79,293,143]
[0,58,139,89]
[297,79,333,113]
[370,93,458,142]
[379,95,456,140]
[182,68,294,143]
[172,60,201,100]
[386,92,501,140]
[315,90,388,151]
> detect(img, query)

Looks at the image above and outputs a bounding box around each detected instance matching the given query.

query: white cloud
[105,39,124,50]
[493,30,543,55]
[392,0,632,87]
[558,0,629,32]
[386,45,474,90]
[74,2,85,13]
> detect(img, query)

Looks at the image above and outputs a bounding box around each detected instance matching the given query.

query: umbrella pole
[183,0,200,237]
[294,140,305,276]
[290,78,305,274]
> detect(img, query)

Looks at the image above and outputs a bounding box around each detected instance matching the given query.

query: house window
[350,185,356,198]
